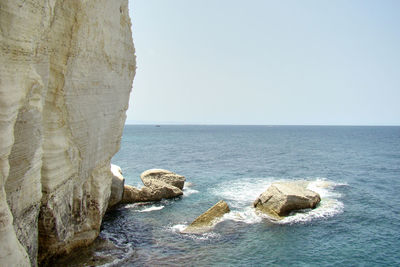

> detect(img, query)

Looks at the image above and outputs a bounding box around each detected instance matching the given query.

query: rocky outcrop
[108,165,125,209]
[121,169,185,203]
[121,185,142,203]
[141,169,186,190]
[253,182,321,219]
[121,182,183,203]
[0,0,135,265]
[143,179,184,200]
[183,200,230,234]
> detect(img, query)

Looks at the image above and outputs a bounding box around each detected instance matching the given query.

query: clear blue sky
[127,0,400,125]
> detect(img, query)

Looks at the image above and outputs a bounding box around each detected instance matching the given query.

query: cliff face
[0,1,135,266]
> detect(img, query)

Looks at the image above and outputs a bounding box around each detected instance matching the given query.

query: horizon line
[124,123,400,127]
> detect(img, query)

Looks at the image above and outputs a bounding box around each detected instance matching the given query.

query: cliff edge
[0,0,136,266]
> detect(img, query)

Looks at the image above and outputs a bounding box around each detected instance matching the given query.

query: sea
[56,125,400,266]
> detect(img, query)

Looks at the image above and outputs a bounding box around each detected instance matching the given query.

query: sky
[127,0,400,125]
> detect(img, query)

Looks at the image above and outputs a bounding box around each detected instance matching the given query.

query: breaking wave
[137,205,164,212]
[183,183,199,197]
[168,223,221,241]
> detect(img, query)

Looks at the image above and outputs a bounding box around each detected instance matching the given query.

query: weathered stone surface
[108,165,125,209]
[121,181,183,203]
[253,182,321,219]
[141,169,186,190]
[0,0,135,265]
[144,180,184,200]
[183,200,230,234]
[121,185,143,203]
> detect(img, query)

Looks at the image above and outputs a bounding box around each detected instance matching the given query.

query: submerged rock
[108,164,125,208]
[141,169,186,190]
[253,182,321,219]
[183,200,230,234]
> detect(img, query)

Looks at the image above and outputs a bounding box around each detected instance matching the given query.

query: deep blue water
[101,125,400,266]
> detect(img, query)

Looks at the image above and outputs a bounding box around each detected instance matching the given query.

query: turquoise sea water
[100,125,400,266]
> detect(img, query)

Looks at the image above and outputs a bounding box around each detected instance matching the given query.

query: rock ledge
[183,200,230,234]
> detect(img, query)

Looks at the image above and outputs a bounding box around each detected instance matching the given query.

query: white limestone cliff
[0,0,136,266]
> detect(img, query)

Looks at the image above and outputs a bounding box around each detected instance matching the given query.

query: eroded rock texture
[0,0,135,265]
[121,182,183,203]
[108,164,125,209]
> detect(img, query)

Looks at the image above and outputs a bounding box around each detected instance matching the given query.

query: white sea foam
[137,205,164,212]
[279,198,344,224]
[183,184,199,197]
[168,223,221,240]
[171,223,188,232]
[123,203,142,209]
[274,177,345,224]
[222,207,263,224]
[307,178,344,198]
[211,178,275,208]
[212,177,346,225]
[123,203,164,212]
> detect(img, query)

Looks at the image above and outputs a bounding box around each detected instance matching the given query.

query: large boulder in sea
[141,169,186,190]
[108,164,125,208]
[142,180,184,201]
[253,182,321,219]
[121,181,183,203]
[183,200,230,234]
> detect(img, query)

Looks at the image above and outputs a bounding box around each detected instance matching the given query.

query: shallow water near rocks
[64,126,400,266]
